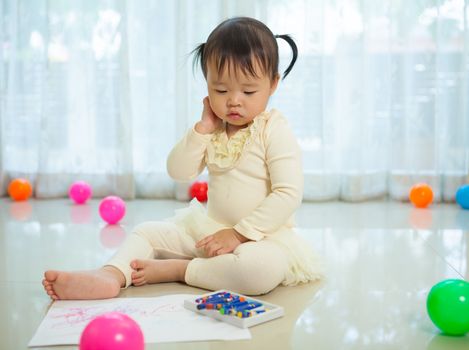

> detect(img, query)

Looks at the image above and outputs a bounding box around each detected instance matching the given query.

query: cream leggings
[105,221,289,295]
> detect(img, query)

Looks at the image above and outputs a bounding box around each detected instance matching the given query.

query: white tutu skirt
[167,199,324,286]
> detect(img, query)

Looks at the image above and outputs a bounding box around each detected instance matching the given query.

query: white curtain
[1,0,468,202]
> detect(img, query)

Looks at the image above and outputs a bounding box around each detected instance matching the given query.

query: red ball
[189,181,208,202]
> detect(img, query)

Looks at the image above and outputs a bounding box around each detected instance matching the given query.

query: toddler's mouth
[227,112,241,119]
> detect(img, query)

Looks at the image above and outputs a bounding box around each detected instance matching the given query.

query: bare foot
[130,259,189,286]
[42,266,125,300]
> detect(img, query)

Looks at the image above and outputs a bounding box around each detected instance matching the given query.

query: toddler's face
[206,59,279,130]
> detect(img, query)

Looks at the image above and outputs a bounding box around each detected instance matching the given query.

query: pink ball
[79,312,144,350]
[99,196,126,224]
[69,181,92,204]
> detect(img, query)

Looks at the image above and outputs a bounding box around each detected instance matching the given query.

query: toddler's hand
[195,228,249,257]
[195,97,222,134]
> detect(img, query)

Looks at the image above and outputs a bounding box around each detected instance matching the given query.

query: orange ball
[8,178,33,201]
[409,183,433,208]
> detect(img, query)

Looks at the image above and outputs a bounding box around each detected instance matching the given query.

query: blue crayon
[217,297,245,309]
[195,292,231,303]
[238,308,263,318]
[201,296,227,304]
[219,295,242,305]
[197,296,243,311]
[220,301,263,317]
[241,308,266,318]
[198,297,246,312]
[196,295,231,305]
[234,301,262,312]
[221,301,249,314]
[233,302,263,317]
[225,295,243,303]
[197,291,231,301]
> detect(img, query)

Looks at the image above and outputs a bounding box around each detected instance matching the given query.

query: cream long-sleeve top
[167,109,303,242]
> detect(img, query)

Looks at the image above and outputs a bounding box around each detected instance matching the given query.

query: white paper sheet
[29,294,250,347]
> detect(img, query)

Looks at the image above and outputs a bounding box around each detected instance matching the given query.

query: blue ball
[455,185,469,209]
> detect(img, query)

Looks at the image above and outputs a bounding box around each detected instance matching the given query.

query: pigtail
[191,43,206,76]
[275,34,298,79]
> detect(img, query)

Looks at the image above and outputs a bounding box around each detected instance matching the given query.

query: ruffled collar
[205,110,270,172]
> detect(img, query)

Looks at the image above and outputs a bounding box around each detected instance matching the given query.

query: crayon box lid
[184,290,284,328]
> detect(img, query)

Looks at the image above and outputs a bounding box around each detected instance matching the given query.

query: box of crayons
[184,290,284,328]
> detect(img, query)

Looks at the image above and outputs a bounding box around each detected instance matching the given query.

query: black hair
[192,17,298,81]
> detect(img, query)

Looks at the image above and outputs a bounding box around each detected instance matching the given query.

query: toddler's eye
[244,91,257,95]
[215,90,227,94]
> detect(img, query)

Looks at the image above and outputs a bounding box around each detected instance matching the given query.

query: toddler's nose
[227,93,241,107]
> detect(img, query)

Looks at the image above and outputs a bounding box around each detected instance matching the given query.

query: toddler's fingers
[196,235,213,248]
[206,242,221,257]
[216,247,230,256]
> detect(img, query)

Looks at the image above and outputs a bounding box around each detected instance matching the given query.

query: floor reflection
[455,210,469,230]
[409,208,433,230]
[100,224,127,248]
[70,204,93,224]
[9,201,33,221]
[426,334,469,350]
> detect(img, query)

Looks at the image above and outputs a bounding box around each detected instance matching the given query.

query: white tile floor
[0,198,468,349]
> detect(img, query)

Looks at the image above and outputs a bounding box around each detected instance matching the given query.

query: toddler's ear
[270,74,280,95]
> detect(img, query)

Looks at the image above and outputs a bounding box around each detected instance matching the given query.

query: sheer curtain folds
[1,0,468,201]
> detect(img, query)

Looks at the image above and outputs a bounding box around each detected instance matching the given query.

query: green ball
[426,279,469,336]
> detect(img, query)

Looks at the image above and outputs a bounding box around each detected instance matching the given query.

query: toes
[132,277,146,286]
[131,270,146,286]
[47,289,59,300]
[130,259,146,270]
[131,269,144,279]
[42,279,53,288]
[42,278,56,297]
[42,272,60,300]
[44,270,58,283]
